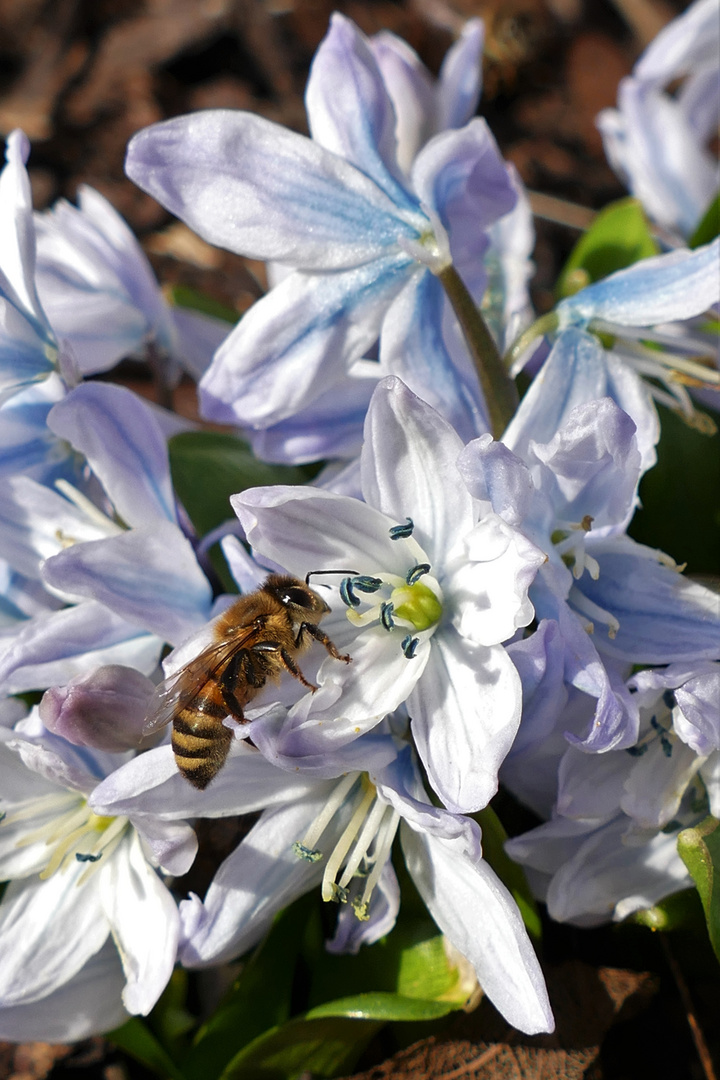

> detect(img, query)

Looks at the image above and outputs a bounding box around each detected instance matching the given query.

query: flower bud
[39,665,155,751]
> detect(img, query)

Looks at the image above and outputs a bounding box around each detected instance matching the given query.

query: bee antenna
[305,569,359,586]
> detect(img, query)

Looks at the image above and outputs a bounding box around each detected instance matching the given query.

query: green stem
[503,310,559,374]
[437,264,518,439]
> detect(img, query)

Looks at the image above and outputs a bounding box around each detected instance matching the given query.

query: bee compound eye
[284,586,315,609]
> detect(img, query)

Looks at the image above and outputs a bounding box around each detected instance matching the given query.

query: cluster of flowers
[0,0,718,1048]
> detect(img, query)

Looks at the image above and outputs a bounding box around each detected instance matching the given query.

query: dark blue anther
[660,734,673,758]
[662,689,675,709]
[389,517,414,540]
[626,744,649,757]
[76,852,102,863]
[380,602,395,630]
[401,634,419,659]
[406,563,431,585]
[650,715,660,731]
[340,577,360,607]
[352,575,383,593]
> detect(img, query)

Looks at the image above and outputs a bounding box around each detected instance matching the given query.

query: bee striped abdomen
[172,692,234,790]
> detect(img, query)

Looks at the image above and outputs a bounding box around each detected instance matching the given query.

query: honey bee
[143,574,352,790]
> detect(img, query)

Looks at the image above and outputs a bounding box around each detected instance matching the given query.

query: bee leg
[252,642,319,692]
[297,622,352,664]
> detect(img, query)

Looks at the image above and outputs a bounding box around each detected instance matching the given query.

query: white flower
[0,708,192,1035]
[231,377,544,813]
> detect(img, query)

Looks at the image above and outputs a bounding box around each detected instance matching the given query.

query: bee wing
[142,626,260,736]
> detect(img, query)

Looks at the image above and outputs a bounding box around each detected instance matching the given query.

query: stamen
[401,635,419,658]
[3,792,76,827]
[389,518,414,540]
[570,588,620,639]
[352,576,383,593]
[380,602,395,630]
[406,564,431,585]
[322,781,376,902]
[338,797,388,890]
[295,773,360,854]
[358,807,401,913]
[54,480,122,535]
[340,578,360,607]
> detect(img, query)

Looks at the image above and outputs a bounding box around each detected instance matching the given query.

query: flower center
[293,773,400,920]
[551,516,598,581]
[340,562,443,659]
[4,792,129,884]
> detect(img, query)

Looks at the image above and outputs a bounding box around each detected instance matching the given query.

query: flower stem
[437,265,518,438]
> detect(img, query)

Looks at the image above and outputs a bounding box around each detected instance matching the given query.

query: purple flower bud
[39,665,155,752]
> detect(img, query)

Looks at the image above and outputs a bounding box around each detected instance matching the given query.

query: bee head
[266,575,331,620]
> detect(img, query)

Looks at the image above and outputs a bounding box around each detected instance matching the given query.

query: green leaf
[474,805,542,941]
[677,815,720,962]
[185,895,314,1080]
[150,970,196,1058]
[166,283,239,325]
[689,191,720,248]
[108,1016,187,1080]
[169,432,311,540]
[556,197,659,299]
[218,1015,382,1080]
[307,990,456,1021]
[628,403,720,575]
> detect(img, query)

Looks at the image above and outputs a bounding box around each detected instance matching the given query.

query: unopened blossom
[125,14,517,443]
[0,707,192,1037]
[597,0,720,239]
[231,377,544,813]
[504,662,719,925]
[91,713,554,1036]
[460,397,720,751]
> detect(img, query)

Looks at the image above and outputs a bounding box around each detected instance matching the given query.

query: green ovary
[391,581,442,631]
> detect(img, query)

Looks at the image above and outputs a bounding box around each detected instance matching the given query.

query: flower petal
[408,631,521,812]
[361,376,474,561]
[306,14,415,209]
[99,832,178,1015]
[378,275,488,444]
[47,382,177,527]
[41,522,212,645]
[401,823,554,1034]
[576,541,720,664]
[0,940,127,1043]
[558,238,720,328]
[126,111,421,270]
[0,602,163,695]
[199,258,412,426]
[179,792,335,966]
[0,863,108,1006]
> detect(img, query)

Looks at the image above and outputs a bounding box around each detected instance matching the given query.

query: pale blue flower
[125,14,517,443]
[597,0,720,238]
[510,240,720,471]
[0,381,213,695]
[504,661,719,925]
[460,396,720,751]
[35,184,230,379]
